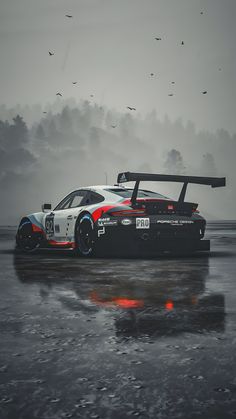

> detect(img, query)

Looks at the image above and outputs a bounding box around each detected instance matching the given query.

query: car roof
[62,185,127,202]
[55,185,170,208]
[88,185,127,190]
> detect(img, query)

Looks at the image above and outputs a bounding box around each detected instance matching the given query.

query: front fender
[18,212,45,234]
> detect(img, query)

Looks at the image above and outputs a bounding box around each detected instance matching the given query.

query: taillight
[110,209,146,217]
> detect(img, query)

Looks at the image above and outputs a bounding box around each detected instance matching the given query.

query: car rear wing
[117,172,226,206]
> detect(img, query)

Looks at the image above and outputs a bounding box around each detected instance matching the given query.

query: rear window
[106,188,169,199]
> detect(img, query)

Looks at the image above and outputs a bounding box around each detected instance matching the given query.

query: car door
[45,190,89,242]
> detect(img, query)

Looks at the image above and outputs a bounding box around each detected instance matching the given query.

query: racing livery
[15,171,226,256]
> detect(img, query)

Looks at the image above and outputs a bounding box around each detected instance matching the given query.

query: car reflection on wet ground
[0,222,236,419]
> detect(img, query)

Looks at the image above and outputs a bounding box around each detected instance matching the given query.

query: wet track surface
[0,223,236,419]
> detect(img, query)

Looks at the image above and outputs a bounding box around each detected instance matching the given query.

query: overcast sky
[0,0,236,133]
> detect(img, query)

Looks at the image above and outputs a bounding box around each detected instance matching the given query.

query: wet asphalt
[0,223,236,419]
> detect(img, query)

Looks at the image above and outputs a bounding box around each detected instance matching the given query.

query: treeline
[0,101,235,222]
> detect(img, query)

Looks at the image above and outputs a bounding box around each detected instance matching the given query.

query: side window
[60,196,73,209]
[89,191,105,205]
[54,194,74,211]
[54,190,104,211]
[70,190,88,208]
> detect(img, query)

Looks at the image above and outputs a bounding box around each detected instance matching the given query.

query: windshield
[106,188,169,199]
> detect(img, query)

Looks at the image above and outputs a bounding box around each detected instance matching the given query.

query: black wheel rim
[17,222,41,252]
[18,234,40,252]
[77,218,94,255]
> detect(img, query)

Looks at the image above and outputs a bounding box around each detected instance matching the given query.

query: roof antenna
[105,172,108,185]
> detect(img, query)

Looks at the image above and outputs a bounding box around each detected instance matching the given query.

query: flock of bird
[44,9,219,125]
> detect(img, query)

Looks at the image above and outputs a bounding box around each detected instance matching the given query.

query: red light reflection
[90,291,144,309]
[165,300,174,310]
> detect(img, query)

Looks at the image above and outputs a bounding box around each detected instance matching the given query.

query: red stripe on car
[48,240,74,247]
[92,205,116,222]
[32,224,44,233]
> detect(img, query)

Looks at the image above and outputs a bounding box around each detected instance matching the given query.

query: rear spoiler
[117,172,226,206]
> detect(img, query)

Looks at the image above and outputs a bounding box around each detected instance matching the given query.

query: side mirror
[42,203,52,213]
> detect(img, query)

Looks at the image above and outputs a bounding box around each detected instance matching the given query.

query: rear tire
[75,214,96,257]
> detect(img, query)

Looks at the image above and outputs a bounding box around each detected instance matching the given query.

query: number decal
[136,218,150,229]
[45,214,54,236]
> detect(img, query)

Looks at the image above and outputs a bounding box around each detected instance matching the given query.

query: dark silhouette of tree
[164,149,185,174]
[0,115,29,151]
[59,106,73,135]
[35,123,47,141]
[0,116,36,183]
[201,153,217,176]
[0,120,10,149]
[47,119,60,143]
[119,113,135,139]
[9,115,29,150]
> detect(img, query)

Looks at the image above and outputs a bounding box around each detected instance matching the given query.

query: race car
[15,171,226,256]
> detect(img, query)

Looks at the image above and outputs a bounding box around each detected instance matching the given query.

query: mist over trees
[0,101,234,223]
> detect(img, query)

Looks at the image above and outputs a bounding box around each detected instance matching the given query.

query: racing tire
[75,213,96,257]
[16,220,42,253]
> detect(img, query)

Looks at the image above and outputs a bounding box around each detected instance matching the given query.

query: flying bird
[43,111,47,114]
[171,81,175,84]
[200,11,204,15]
[168,94,174,97]
[48,51,54,56]
[202,91,207,94]
[56,92,62,97]
[72,82,77,84]
[155,37,162,41]
[181,41,184,45]
[127,106,136,111]
[150,73,154,76]
[65,14,73,18]
[111,125,117,128]
[90,94,94,98]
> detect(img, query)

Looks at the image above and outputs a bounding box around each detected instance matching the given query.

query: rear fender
[91,205,122,222]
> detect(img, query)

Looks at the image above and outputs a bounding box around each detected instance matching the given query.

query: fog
[0,0,235,224]
[0,102,234,224]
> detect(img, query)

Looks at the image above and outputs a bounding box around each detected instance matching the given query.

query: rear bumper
[96,224,210,256]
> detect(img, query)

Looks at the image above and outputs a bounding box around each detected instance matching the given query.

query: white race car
[16,171,225,256]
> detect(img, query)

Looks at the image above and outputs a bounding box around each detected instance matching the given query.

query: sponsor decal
[98,227,106,237]
[119,173,127,183]
[136,218,150,229]
[121,218,132,226]
[157,220,194,225]
[98,218,118,226]
[104,221,117,226]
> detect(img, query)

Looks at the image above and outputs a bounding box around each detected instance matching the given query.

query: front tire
[75,214,96,257]
[16,220,42,253]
